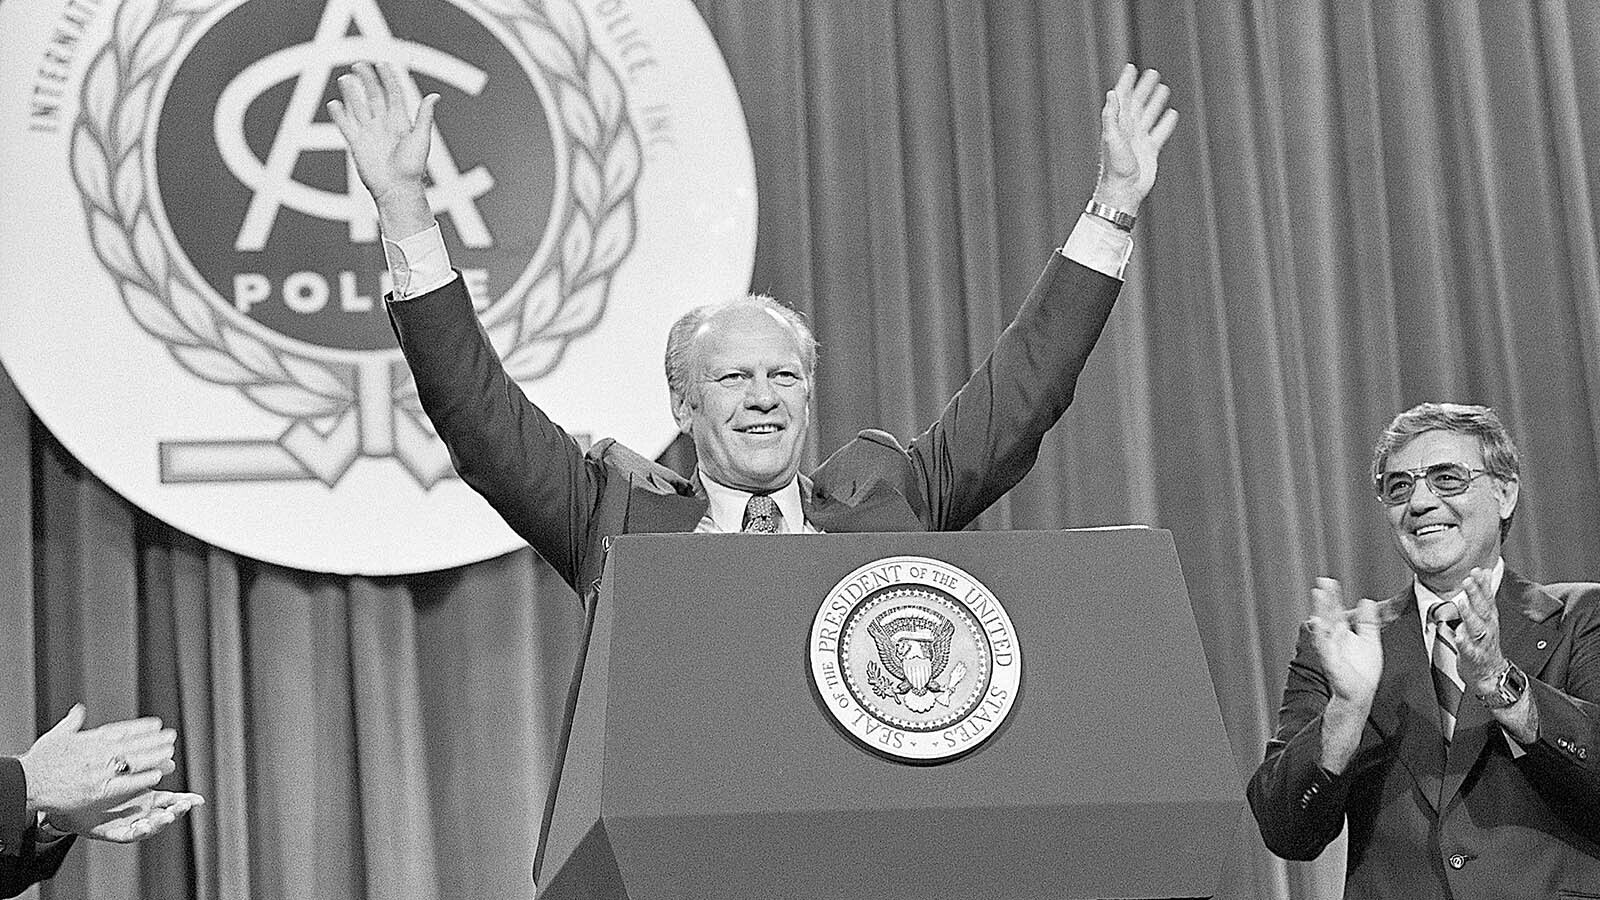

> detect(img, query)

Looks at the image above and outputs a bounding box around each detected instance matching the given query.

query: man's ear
[672,391,694,435]
[1496,476,1519,521]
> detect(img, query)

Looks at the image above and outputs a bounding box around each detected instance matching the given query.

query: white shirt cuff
[1060,212,1134,280]
[382,223,456,300]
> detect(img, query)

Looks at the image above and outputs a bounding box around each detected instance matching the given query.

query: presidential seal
[809,556,1021,762]
[0,0,754,574]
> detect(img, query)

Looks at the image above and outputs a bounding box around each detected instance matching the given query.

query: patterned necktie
[741,494,781,534]
[1429,599,1465,743]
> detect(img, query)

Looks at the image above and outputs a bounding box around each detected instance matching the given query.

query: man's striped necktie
[1429,599,1465,743]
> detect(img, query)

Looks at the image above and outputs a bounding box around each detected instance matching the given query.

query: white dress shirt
[695,474,818,534]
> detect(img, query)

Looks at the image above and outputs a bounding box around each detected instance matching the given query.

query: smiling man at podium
[329,61,1176,603]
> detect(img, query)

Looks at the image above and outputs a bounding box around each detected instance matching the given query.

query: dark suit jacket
[392,251,1121,885]
[388,251,1121,604]
[1249,571,1600,899]
[0,757,73,898]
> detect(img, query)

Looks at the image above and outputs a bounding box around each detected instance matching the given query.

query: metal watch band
[1477,660,1527,710]
[1085,199,1136,232]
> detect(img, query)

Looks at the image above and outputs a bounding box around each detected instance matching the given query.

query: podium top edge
[606,525,1164,541]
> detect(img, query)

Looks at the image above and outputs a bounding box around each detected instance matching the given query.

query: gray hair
[1370,402,1520,538]
[663,294,819,405]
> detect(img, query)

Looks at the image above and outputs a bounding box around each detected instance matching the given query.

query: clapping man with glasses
[1249,402,1600,898]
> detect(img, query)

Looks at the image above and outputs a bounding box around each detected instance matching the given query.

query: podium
[535,528,1242,899]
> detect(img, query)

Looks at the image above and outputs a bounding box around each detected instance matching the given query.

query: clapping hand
[49,790,205,844]
[1307,577,1383,707]
[1453,567,1508,693]
[20,705,175,820]
[20,704,205,842]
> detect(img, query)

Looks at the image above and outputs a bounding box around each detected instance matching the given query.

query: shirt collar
[698,472,806,534]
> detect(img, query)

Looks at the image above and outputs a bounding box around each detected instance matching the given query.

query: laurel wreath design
[71,0,642,432]
[466,0,642,384]
[72,0,354,421]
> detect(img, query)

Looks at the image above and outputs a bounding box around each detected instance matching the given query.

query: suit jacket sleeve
[1513,586,1600,836]
[894,253,1122,530]
[387,277,602,590]
[1247,624,1389,861]
[0,757,73,898]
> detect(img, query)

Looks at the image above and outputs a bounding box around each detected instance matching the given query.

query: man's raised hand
[327,61,438,237]
[1095,64,1180,212]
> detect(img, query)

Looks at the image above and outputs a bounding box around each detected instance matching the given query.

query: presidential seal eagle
[865,608,966,714]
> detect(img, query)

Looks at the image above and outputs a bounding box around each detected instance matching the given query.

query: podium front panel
[538,528,1241,900]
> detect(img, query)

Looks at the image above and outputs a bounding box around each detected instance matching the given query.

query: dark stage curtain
[6,2,1600,898]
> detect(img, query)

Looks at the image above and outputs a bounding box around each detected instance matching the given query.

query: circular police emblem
[0,0,755,573]
[809,556,1021,762]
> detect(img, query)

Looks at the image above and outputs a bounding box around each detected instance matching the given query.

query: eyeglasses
[1374,463,1491,506]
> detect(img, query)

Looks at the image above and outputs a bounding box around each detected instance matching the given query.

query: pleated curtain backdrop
[5,1,1600,899]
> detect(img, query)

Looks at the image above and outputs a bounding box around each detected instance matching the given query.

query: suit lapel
[623,473,708,534]
[798,474,818,528]
[1441,675,1492,805]
[1369,591,1448,812]
[1438,569,1564,806]
[1498,571,1564,676]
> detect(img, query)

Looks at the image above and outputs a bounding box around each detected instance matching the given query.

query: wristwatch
[1477,661,1528,710]
[1084,199,1136,232]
